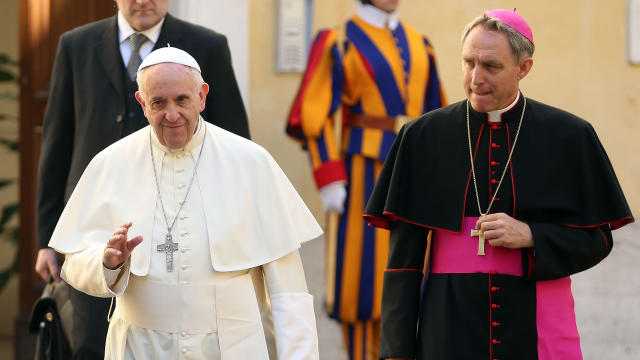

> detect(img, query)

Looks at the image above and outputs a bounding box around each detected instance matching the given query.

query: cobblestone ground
[573,222,640,360]
[301,223,640,360]
[300,236,347,360]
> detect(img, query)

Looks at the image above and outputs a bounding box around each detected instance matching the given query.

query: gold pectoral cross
[470,229,486,256]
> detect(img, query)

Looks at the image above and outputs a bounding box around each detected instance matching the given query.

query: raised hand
[103,221,143,270]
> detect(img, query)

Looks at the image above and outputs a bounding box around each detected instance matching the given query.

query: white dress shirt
[117,11,164,67]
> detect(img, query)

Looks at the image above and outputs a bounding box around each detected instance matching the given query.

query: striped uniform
[287,15,445,360]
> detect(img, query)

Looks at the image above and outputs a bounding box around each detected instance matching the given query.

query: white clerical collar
[487,92,520,123]
[117,11,164,45]
[150,116,205,154]
[356,1,399,30]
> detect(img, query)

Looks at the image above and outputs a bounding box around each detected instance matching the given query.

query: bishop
[364,9,633,360]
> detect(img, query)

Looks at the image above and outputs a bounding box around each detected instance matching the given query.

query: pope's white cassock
[49,115,323,359]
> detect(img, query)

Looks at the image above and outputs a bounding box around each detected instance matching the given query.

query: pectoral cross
[470,229,486,256]
[157,233,179,271]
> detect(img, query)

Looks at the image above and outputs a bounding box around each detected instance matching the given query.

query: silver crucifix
[157,233,179,271]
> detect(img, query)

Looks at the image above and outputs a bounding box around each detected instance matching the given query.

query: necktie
[127,33,148,81]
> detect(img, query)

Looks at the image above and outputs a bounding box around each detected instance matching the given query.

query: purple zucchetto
[486,9,534,45]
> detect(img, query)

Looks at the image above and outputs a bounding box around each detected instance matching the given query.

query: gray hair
[136,65,204,98]
[461,14,535,62]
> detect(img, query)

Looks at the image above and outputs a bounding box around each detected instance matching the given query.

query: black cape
[364,96,633,231]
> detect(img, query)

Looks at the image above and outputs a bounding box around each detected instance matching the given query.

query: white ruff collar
[355,2,399,30]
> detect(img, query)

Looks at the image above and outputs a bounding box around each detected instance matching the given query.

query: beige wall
[249,0,639,220]
[249,0,323,222]
[0,0,19,337]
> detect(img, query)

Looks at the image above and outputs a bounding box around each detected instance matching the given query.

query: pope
[49,46,322,359]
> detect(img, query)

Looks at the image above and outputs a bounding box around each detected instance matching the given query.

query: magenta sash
[431,217,583,360]
[431,217,523,276]
[535,277,582,359]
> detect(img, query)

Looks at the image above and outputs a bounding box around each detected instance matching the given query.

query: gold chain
[466,96,526,216]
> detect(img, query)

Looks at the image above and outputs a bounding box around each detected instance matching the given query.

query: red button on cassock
[492,339,502,344]
[492,143,501,148]
[491,286,500,292]
[491,179,499,184]
[491,304,501,309]
[492,321,501,326]
[491,161,500,166]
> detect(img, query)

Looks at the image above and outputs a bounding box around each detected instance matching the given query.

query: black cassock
[364,95,633,360]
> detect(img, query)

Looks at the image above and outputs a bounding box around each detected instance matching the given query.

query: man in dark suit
[34,0,249,357]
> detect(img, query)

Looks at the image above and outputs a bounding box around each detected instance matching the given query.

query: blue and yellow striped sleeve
[286,29,347,188]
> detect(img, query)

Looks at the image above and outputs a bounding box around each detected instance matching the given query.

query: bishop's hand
[475,213,534,249]
[104,221,143,270]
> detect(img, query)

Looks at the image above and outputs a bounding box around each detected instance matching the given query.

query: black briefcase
[28,278,73,360]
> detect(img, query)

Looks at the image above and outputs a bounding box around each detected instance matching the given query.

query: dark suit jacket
[37,14,250,249]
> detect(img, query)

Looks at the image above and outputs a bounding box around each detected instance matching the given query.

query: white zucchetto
[138,45,201,73]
